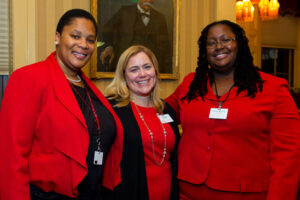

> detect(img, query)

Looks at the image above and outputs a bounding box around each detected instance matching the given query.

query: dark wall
[279,0,300,16]
[0,75,9,107]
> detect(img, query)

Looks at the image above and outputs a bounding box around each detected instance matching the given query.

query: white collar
[137,3,150,15]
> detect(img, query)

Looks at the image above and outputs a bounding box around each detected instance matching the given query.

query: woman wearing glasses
[166,20,300,199]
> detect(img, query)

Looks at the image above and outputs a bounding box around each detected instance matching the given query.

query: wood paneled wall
[36,0,90,62]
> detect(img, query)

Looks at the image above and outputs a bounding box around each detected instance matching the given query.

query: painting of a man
[98,0,173,73]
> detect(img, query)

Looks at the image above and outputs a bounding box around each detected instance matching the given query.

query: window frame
[261,45,295,88]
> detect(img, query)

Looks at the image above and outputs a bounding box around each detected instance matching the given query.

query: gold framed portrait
[90,0,179,79]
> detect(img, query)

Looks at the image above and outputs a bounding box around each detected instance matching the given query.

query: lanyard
[214,82,234,109]
[69,83,101,142]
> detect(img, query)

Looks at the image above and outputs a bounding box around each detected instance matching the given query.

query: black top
[29,81,116,200]
[102,100,180,200]
[71,83,116,200]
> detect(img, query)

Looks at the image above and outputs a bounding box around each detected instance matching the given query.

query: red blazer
[0,52,123,199]
[166,72,300,200]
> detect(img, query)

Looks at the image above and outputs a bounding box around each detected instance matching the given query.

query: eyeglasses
[206,38,236,49]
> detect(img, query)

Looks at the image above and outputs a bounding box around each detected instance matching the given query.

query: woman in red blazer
[0,9,123,200]
[166,20,300,200]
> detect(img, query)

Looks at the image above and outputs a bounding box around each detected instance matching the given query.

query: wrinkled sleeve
[166,73,194,124]
[0,68,44,200]
[267,79,300,200]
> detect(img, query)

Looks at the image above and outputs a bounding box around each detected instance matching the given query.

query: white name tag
[209,108,228,119]
[158,114,174,124]
[93,151,103,165]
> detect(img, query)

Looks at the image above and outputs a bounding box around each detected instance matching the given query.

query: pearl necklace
[66,74,82,83]
[134,103,167,166]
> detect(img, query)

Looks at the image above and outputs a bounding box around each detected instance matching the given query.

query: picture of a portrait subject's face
[138,0,154,12]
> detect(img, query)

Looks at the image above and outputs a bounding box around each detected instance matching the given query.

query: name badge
[94,151,103,165]
[209,108,228,119]
[158,114,174,124]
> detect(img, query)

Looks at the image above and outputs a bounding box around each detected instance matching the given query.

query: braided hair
[183,20,263,102]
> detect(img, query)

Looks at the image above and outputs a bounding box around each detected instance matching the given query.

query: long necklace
[214,80,234,108]
[66,74,82,83]
[69,83,103,165]
[134,103,167,166]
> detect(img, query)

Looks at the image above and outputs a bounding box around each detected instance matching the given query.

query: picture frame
[90,0,179,79]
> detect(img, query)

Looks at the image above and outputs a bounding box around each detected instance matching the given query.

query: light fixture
[236,0,280,22]
[258,0,269,20]
[250,0,260,4]
[236,1,244,21]
[236,0,254,22]
[268,0,280,19]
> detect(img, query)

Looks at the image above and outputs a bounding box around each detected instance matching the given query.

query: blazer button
[207,146,211,151]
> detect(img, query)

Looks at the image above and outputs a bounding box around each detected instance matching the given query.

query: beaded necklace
[134,103,167,166]
[66,74,82,83]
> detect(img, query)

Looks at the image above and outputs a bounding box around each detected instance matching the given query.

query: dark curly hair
[183,20,263,102]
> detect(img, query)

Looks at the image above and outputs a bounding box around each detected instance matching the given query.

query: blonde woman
[103,45,180,200]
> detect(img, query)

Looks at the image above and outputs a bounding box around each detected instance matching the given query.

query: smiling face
[125,52,157,99]
[206,24,237,75]
[55,17,96,75]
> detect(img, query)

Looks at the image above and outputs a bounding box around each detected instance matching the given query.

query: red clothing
[0,52,123,200]
[132,103,175,200]
[166,72,300,200]
[179,181,267,200]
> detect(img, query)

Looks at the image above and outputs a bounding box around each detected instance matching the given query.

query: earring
[55,41,58,45]
[208,65,211,69]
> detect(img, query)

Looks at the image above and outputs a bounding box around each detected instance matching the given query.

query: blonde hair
[105,45,164,113]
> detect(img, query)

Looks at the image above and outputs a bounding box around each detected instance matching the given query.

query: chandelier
[236,0,280,22]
